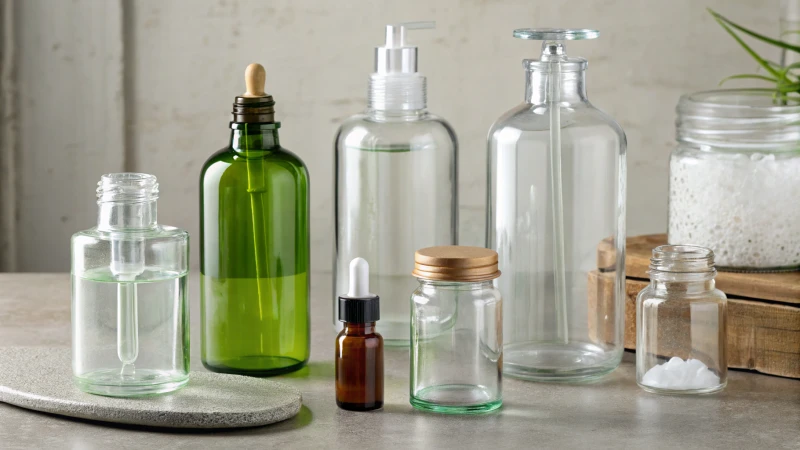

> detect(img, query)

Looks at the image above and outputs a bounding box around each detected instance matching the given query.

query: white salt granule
[641,357,720,390]
[669,151,800,269]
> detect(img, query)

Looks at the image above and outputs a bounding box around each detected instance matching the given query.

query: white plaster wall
[8,0,782,272]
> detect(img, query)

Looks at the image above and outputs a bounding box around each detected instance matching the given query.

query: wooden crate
[588,234,800,378]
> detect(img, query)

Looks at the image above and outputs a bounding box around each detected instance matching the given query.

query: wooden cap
[242,63,267,98]
[413,246,501,282]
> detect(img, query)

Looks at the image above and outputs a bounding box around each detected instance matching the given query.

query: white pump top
[347,257,372,298]
[369,21,434,111]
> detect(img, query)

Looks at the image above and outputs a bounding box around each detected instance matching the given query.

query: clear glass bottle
[636,245,727,395]
[486,29,627,381]
[670,89,800,271]
[71,173,189,397]
[410,246,502,414]
[334,22,458,345]
[200,64,310,376]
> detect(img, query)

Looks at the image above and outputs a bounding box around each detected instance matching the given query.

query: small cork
[242,63,267,98]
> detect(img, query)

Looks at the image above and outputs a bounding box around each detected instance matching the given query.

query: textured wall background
[3,0,782,272]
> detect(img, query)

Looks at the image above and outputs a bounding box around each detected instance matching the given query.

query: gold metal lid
[412,246,501,282]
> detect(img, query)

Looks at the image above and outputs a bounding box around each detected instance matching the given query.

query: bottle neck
[367,108,427,121]
[343,322,377,335]
[524,59,588,105]
[96,173,159,231]
[229,123,281,155]
[648,245,717,295]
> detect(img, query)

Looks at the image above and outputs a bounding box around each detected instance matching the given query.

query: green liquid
[201,273,308,375]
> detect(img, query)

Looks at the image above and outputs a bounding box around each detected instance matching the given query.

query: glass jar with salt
[636,245,727,395]
[670,89,800,271]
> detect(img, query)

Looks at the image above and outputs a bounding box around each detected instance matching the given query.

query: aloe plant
[709,8,800,102]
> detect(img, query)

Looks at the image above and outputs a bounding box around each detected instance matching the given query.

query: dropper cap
[368,21,434,111]
[338,258,380,323]
[231,63,276,123]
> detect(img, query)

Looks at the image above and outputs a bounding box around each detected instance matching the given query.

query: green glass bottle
[200,63,310,376]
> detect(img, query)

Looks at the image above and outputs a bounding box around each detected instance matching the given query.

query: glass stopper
[512,28,599,41]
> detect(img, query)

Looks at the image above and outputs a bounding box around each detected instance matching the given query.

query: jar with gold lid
[410,246,502,414]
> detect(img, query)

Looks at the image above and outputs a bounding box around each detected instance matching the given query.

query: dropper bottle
[333,22,458,346]
[200,63,310,376]
[335,257,384,411]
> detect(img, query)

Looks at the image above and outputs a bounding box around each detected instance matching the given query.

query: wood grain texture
[588,271,800,378]
[599,234,800,305]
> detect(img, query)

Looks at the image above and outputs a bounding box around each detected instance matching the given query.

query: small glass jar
[636,245,727,395]
[72,173,189,396]
[670,89,800,271]
[410,246,502,414]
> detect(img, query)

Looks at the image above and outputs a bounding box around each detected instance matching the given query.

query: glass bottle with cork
[200,63,310,376]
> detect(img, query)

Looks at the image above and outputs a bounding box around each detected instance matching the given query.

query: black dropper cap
[338,295,380,324]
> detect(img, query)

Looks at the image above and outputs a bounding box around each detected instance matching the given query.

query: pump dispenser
[486,28,627,382]
[334,22,458,345]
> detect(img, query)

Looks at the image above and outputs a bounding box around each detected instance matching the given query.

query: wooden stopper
[242,63,266,98]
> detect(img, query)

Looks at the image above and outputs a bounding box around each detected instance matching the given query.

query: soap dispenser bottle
[200,63,310,376]
[334,22,458,345]
[486,29,627,382]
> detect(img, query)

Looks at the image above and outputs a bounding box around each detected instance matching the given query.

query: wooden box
[588,234,800,379]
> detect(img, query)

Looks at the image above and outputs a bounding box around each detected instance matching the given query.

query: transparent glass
[486,42,627,381]
[669,89,800,271]
[71,173,189,397]
[636,245,727,395]
[334,109,457,345]
[200,123,310,376]
[410,280,502,414]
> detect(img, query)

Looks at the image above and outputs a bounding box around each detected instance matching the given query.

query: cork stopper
[242,63,267,98]
[412,246,501,282]
[231,62,275,123]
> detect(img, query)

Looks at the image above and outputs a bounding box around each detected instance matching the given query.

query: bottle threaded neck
[649,245,716,281]
[96,173,158,204]
[368,74,426,111]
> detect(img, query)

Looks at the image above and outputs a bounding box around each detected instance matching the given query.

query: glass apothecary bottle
[410,246,502,414]
[334,22,458,346]
[200,64,310,376]
[486,29,627,381]
[72,173,189,396]
[636,245,727,395]
[669,89,800,271]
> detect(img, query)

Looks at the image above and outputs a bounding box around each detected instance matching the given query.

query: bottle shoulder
[336,112,457,150]
[72,226,189,243]
[490,102,625,138]
[200,146,309,182]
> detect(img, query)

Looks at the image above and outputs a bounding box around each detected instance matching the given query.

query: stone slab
[0,347,301,428]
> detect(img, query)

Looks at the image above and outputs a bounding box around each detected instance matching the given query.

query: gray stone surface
[0,347,301,428]
[0,273,799,449]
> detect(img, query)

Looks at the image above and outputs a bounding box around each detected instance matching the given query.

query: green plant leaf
[709,11,782,79]
[709,9,800,54]
[719,73,779,86]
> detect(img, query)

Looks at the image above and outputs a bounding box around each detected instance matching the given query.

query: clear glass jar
[71,173,189,396]
[636,245,727,395]
[670,89,800,271]
[486,29,627,381]
[410,246,502,414]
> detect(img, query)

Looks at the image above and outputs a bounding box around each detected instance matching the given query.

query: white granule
[641,357,720,390]
[668,151,800,270]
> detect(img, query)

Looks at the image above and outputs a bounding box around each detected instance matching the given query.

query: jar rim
[676,89,800,151]
[649,245,716,279]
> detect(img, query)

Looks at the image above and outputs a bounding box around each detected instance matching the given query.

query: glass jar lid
[412,246,501,282]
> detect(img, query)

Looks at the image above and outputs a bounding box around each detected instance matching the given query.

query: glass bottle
[669,89,800,271]
[410,246,502,414]
[486,29,627,381]
[336,258,384,411]
[334,22,458,346]
[636,245,727,395]
[200,63,310,376]
[71,173,189,396]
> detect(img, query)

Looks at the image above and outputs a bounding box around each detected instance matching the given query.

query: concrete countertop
[0,273,797,449]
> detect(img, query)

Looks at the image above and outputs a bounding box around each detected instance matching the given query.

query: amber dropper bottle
[336,257,384,411]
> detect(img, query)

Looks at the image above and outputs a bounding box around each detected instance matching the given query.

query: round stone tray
[0,347,302,428]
